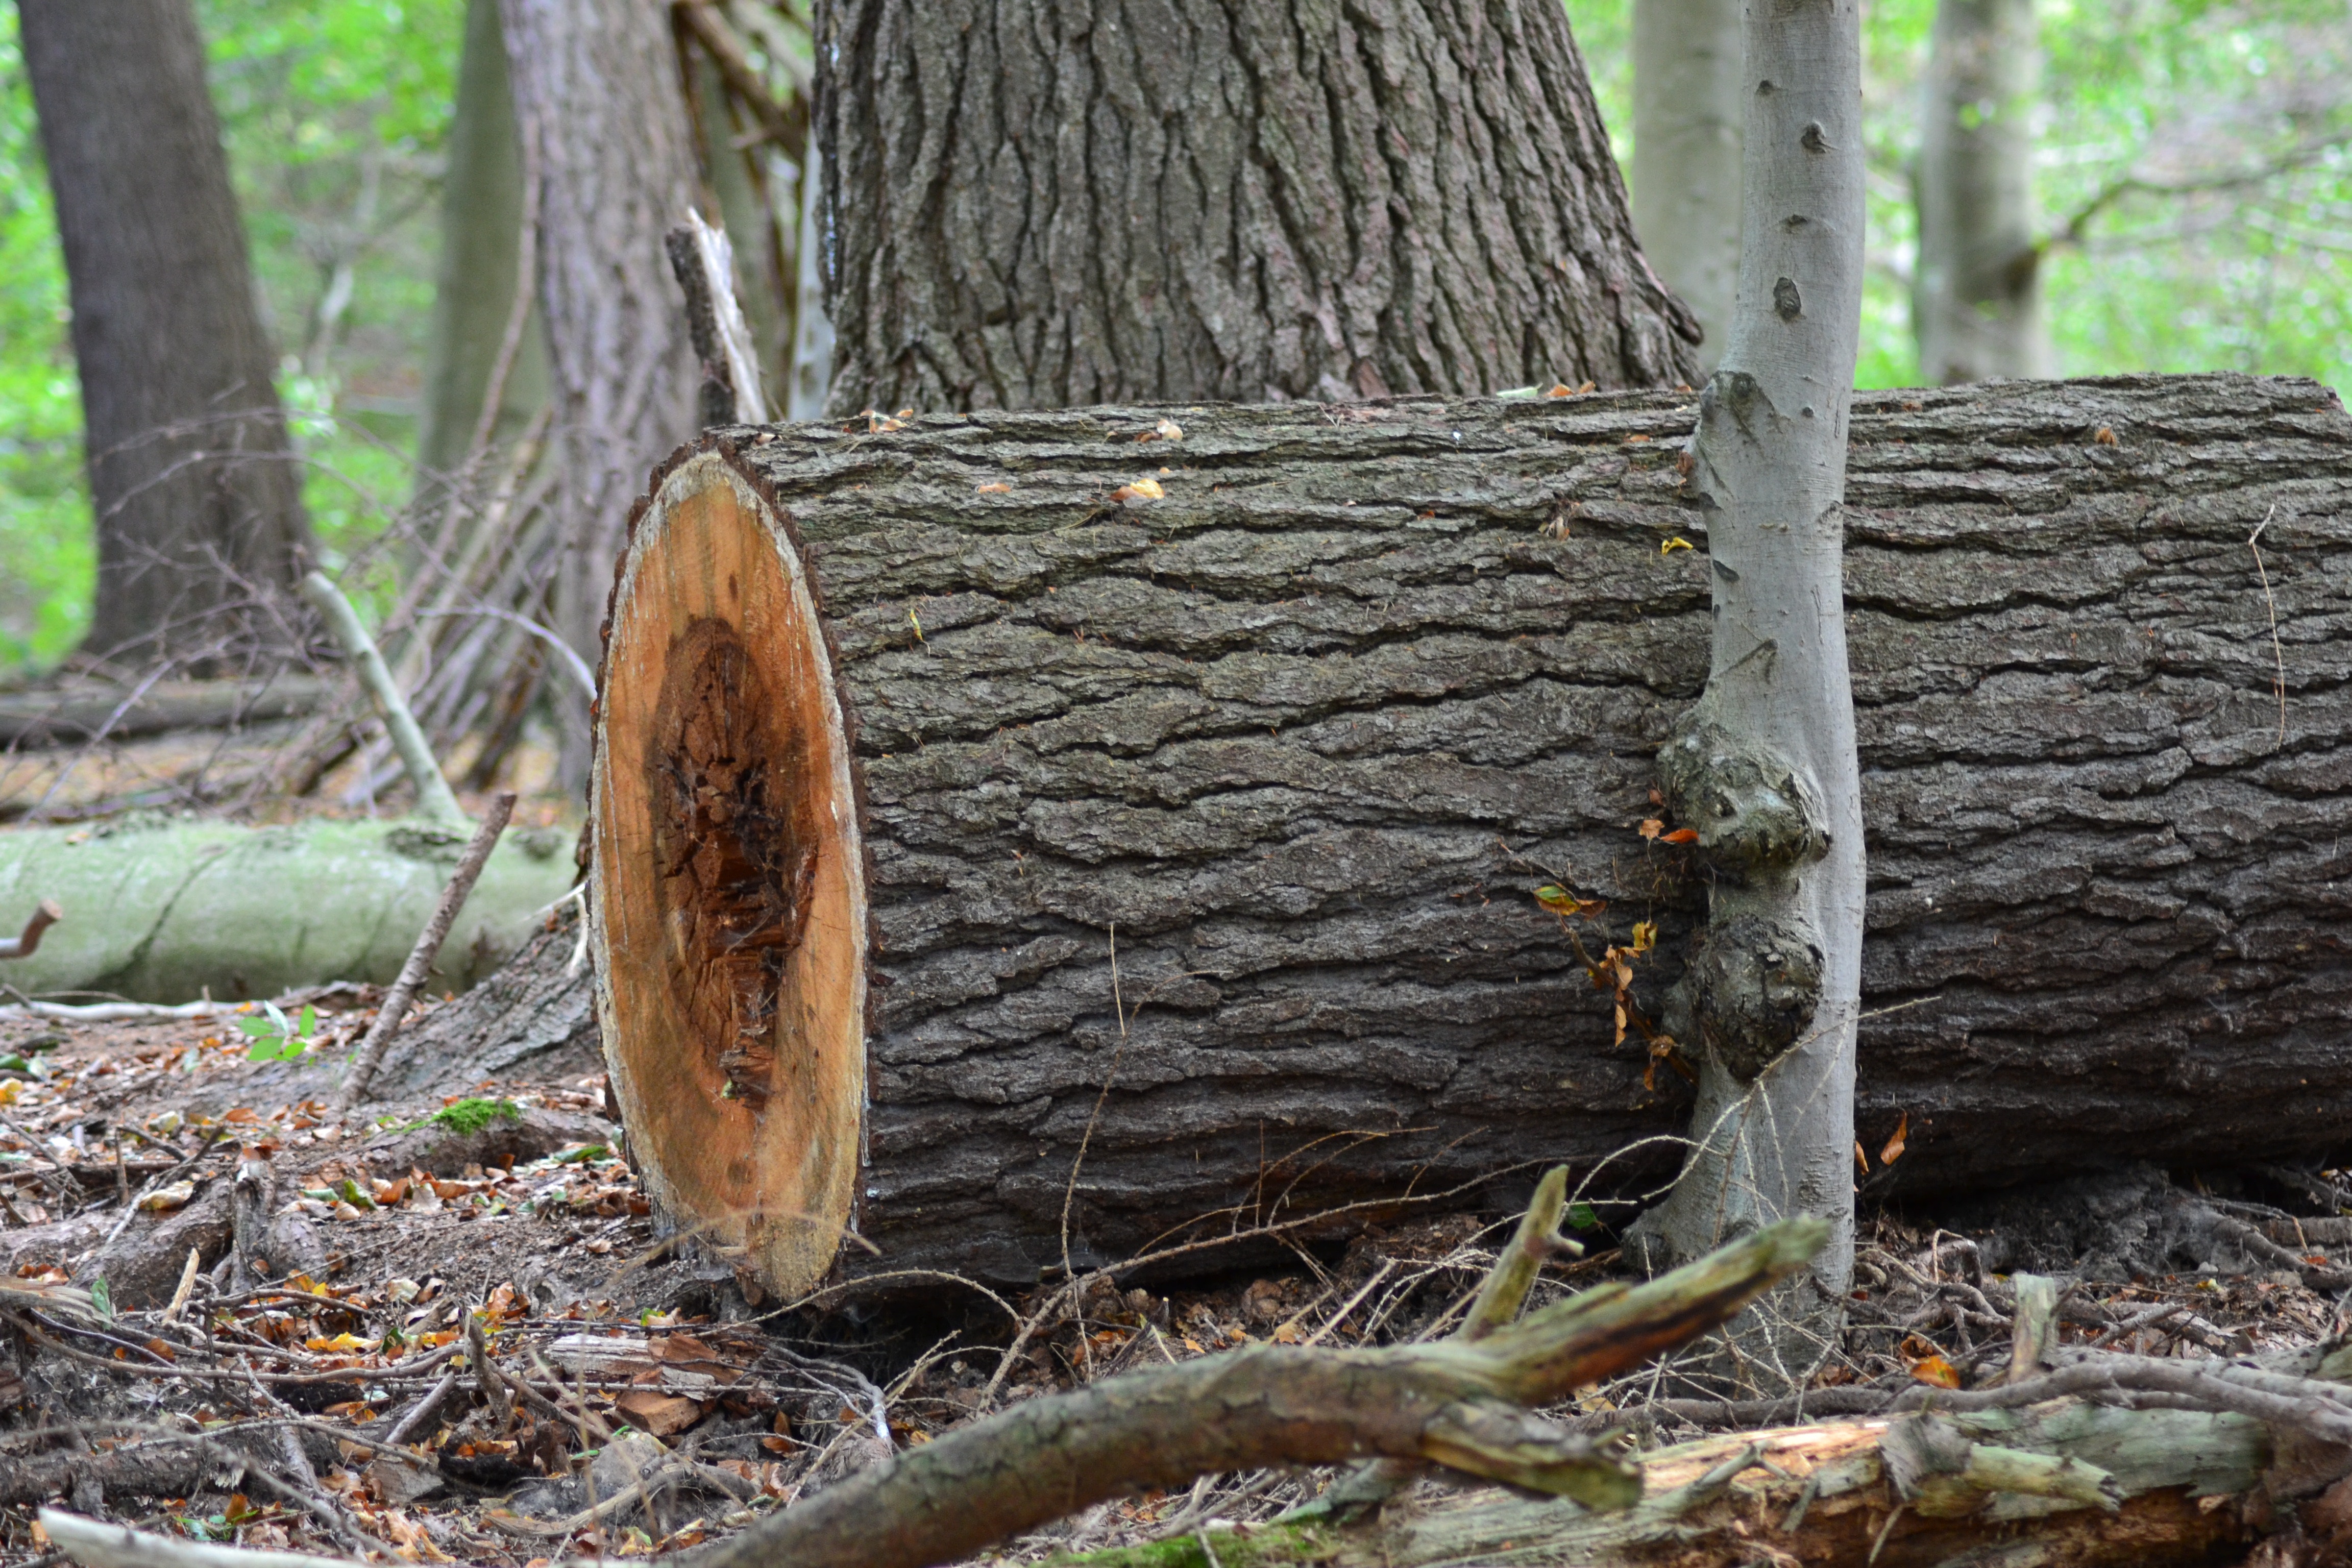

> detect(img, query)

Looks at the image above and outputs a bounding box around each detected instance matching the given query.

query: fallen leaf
[1156,418,1185,441]
[1533,885,1605,918]
[975,482,1010,494]
[1625,433,1651,443]
[1638,819,1663,840]
[2094,427,2118,446]
[1111,477,1165,503]
[139,1181,194,1213]
[1659,536,1694,557]
[1660,827,1700,845]
[1879,1112,1909,1166]
[1630,921,1658,954]
[1908,1355,1962,1389]
[615,1390,709,1437]
[1853,1140,1869,1173]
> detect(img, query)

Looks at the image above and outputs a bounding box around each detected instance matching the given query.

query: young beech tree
[1635,0,1868,1366]
[1915,0,2052,383]
[813,0,1705,413]
[19,0,311,669]
[1632,0,1745,372]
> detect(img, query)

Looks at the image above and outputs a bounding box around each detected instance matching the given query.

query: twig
[297,571,468,827]
[2249,507,2289,747]
[384,1368,458,1448]
[335,789,516,1106]
[0,899,61,959]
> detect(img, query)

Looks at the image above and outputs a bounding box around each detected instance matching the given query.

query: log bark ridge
[593,373,2352,1296]
[813,0,1702,414]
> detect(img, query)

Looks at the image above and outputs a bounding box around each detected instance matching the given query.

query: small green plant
[237,1001,320,1062]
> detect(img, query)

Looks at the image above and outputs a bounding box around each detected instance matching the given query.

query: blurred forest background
[0,0,2346,681]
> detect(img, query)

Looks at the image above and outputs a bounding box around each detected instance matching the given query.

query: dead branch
[335,790,517,1106]
[0,899,61,959]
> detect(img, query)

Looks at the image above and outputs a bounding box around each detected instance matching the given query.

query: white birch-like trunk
[1632,0,1744,373]
[1643,0,1867,1378]
[1915,0,2052,383]
[499,0,701,790]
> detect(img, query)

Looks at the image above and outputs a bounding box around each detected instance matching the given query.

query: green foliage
[1568,0,2352,399]
[0,10,90,674]
[237,999,320,1061]
[0,0,462,678]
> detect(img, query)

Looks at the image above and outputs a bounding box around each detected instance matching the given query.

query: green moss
[403,1096,522,1137]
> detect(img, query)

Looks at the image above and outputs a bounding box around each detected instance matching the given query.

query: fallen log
[583,372,2352,1297]
[0,818,576,1003]
[0,677,329,749]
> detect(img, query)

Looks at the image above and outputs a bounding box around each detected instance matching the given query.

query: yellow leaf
[1112,477,1165,503]
[1630,920,1658,954]
[1637,819,1663,840]
[1853,1140,1869,1173]
[1907,1355,1961,1389]
[1660,537,1694,556]
[1879,1112,1909,1167]
[139,1181,195,1212]
[1533,885,1604,918]
[304,1332,378,1353]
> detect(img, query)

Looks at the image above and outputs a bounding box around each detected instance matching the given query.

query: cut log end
[591,451,869,1297]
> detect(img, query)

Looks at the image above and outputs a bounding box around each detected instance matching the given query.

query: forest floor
[0,1003,2343,1567]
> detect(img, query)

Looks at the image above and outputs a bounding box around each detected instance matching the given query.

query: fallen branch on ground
[335,790,517,1106]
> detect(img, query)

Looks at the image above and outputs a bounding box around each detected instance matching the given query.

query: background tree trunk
[497,0,702,789]
[414,0,549,501]
[579,373,2352,1297]
[1631,0,1744,374]
[1915,0,2053,385]
[813,0,1705,416]
[18,0,311,671]
[1639,0,1870,1360]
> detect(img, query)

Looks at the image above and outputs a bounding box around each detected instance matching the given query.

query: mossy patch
[397,1096,524,1137]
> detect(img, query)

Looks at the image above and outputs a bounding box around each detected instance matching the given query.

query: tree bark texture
[497,0,702,785]
[813,0,1704,418]
[589,372,2351,1293]
[1916,0,2053,385]
[1631,0,1743,375]
[1638,0,1869,1344]
[415,0,550,494]
[18,0,312,669]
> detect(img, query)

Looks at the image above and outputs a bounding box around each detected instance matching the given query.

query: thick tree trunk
[18,0,311,670]
[1631,0,1743,374]
[579,372,2351,1298]
[497,0,702,788]
[1638,0,1870,1357]
[414,0,550,498]
[1915,0,2053,385]
[813,0,1704,416]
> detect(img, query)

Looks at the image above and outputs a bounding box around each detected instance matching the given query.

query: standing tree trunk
[1915,0,2052,385]
[498,0,701,788]
[1632,0,1744,374]
[1637,0,1869,1364]
[415,0,549,501]
[18,0,311,670]
[813,0,1705,415]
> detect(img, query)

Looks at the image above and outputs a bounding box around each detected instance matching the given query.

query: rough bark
[813,0,1703,416]
[575,372,2351,1294]
[1631,0,1743,374]
[497,0,702,788]
[1637,0,1870,1357]
[414,0,550,494]
[1916,0,2053,385]
[17,0,312,669]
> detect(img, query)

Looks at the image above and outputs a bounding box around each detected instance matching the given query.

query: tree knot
[1657,721,1828,877]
